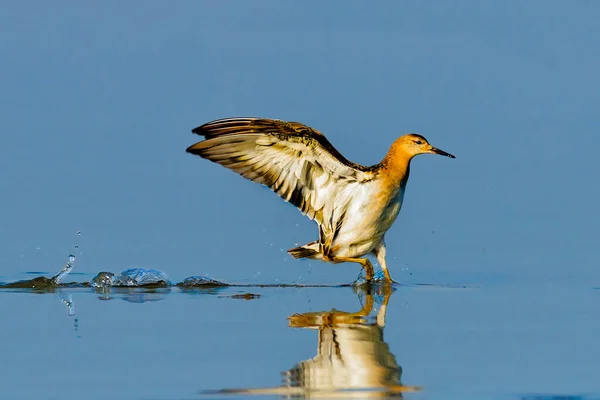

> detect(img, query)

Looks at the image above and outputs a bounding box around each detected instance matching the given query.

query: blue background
[1,1,598,285]
[1,2,599,399]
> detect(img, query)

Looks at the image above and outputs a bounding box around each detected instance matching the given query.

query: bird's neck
[379,150,412,189]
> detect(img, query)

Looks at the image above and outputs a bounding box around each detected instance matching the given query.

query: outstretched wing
[186,117,376,231]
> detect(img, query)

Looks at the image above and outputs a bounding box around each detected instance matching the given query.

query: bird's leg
[373,241,394,284]
[329,256,374,282]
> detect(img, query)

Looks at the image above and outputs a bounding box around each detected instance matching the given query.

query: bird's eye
[414,140,423,145]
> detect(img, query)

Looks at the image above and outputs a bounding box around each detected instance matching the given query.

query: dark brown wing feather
[192,118,374,172]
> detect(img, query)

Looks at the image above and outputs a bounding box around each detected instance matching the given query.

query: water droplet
[74,245,79,249]
[36,247,41,250]
[76,231,82,236]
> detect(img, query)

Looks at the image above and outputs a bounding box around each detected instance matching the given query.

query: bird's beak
[429,146,455,159]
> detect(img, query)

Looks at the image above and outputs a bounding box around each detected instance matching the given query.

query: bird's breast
[330,181,404,255]
[377,186,405,231]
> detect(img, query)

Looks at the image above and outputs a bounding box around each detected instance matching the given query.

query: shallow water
[1,279,598,400]
[2,2,600,398]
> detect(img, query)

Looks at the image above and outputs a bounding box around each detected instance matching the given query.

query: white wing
[187,118,377,241]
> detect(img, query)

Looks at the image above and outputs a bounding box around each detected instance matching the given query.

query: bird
[186,117,455,284]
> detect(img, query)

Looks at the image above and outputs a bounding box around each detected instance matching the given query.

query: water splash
[51,254,76,284]
[90,272,115,288]
[91,268,171,287]
[354,269,387,285]
[50,230,83,285]
[114,268,171,286]
[73,230,82,256]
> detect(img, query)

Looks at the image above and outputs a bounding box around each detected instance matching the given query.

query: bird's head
[392,134,455,159]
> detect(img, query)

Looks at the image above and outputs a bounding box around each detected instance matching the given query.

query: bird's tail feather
[287,241,320,259]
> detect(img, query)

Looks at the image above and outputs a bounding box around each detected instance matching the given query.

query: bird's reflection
[207,286,419,398]
[285,287,406,397]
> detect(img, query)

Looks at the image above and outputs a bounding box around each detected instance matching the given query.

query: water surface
[1,1,599,399]
[1,279,598,399]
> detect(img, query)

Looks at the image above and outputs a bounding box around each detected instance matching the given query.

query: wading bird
[186,118,454,284]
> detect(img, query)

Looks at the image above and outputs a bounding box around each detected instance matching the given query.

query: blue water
[2,1,600,399]
[1,279,598,399]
